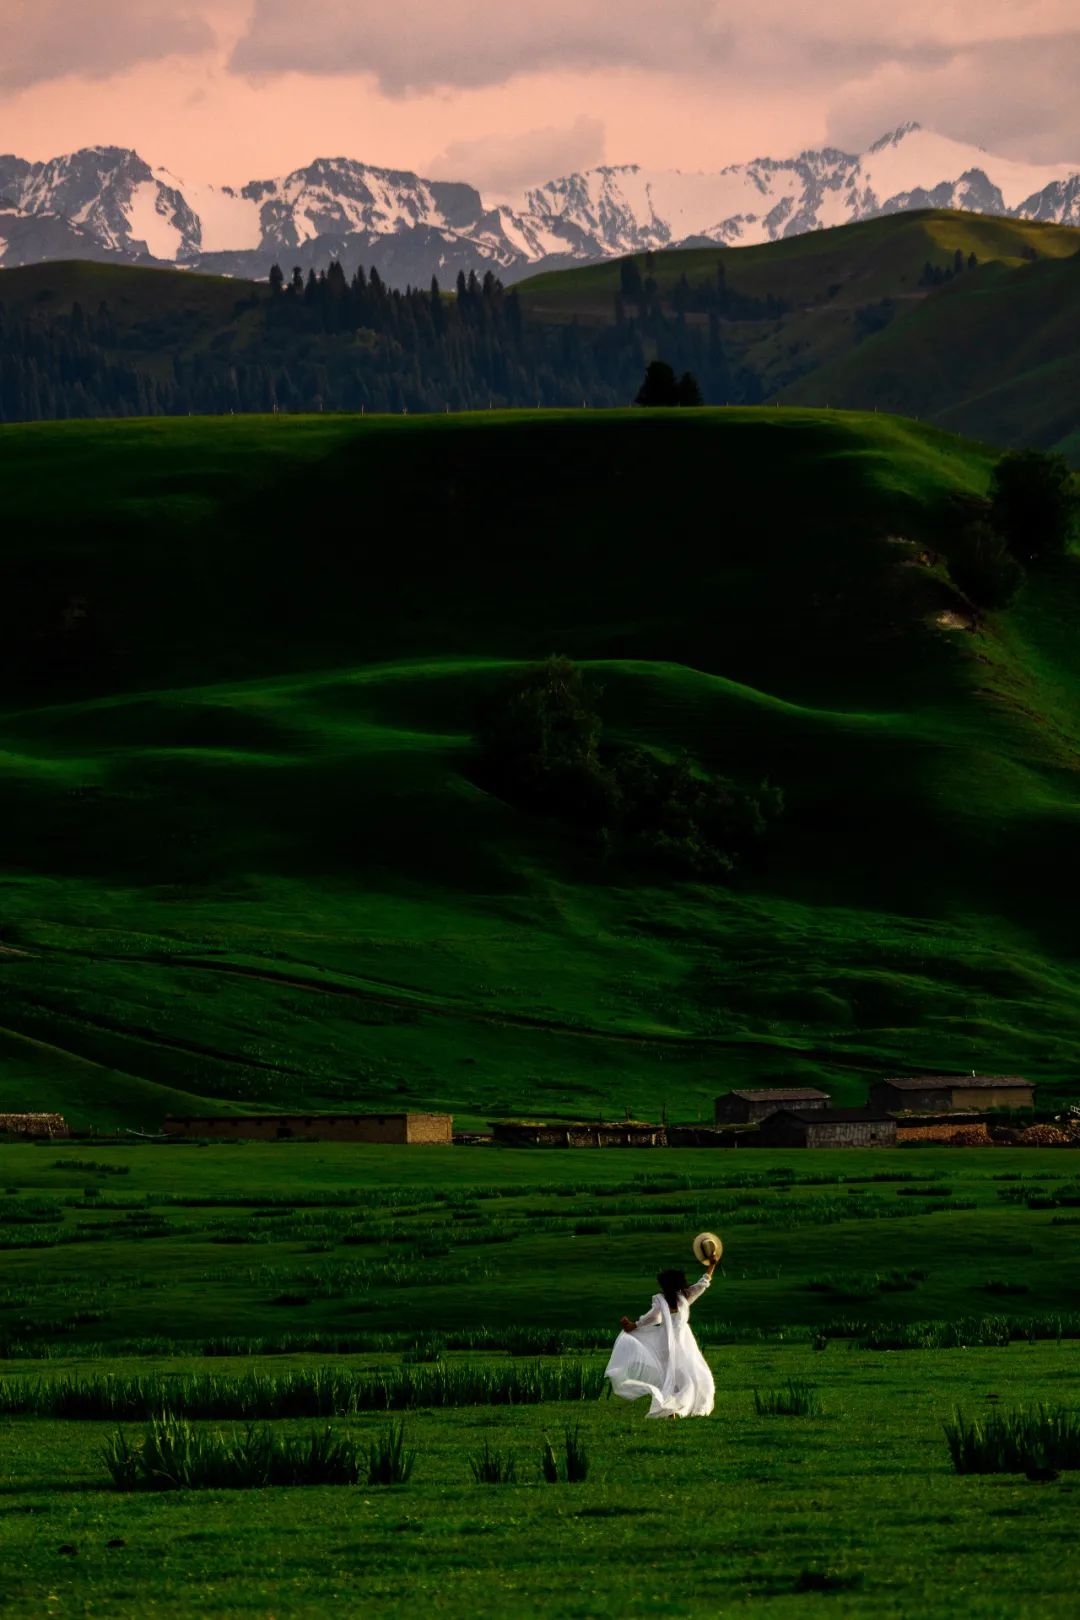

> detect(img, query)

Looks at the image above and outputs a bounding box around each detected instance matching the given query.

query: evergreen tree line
[0,261,763,423]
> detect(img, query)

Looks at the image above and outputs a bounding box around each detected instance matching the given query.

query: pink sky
[3,1,1080,193]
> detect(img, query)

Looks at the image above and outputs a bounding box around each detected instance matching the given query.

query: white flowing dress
[604,1274,715,1418]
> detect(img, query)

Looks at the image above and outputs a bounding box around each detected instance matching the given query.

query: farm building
[0,1112,70,1138]
[755,1108,897,1148]
[163,1112,453,1144]
[490,1121,667,1148]
[714,1088,830,1124]
[869,1075,1034,1113]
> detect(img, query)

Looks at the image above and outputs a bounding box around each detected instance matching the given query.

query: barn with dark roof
[714,1087,830,1124]
[869,1076,1034,1114]
[755,1108,897,1148]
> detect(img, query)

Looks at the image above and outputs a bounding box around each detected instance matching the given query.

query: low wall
[0,1112,70,1138]
[163,1113,452,1144]
[491,1123,667,1148]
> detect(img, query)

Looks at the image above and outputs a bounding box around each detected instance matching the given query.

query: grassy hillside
[518,210,1080,317]
[518,211,1080,456]
[4,209,1080,452]
[782,251,1080,451]
[2,409,1080,1127]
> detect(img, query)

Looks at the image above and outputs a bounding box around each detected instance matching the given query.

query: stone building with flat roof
[869,1076,1034,1114]
[755,1108,896,1148]
[163,1112,452,1144]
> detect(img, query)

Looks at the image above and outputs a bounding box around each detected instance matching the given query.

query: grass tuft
[754,1380,823,1417]
[944,1406,1080,1475]
[367,1421,416,1486]
[468,1440,518,1485]
[103,1416,362,1490]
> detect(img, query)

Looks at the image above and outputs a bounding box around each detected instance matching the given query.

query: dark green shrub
[990,450,1078,564]
[948,520,1025,609]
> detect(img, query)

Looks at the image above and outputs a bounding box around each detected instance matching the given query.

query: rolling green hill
[518,209,1080,317]
[3,208,1080,454]
[517,210,1080,457]
[1,408,1080,1129]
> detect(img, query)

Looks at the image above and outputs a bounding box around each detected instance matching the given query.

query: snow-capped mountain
[0,146,199,261]
[2,125,1079,286]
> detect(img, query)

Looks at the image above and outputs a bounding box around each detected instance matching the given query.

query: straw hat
[693,1231,723,1265]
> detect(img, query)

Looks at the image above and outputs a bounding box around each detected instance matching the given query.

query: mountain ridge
[2,124,1080,288]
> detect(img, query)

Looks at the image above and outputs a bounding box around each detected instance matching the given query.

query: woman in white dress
[604,1255,718,1418]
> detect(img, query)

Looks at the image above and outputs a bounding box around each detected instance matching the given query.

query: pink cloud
[429,117,606,195]
[1,1,215,92]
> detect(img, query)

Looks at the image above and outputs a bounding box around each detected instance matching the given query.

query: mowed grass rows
[1,1145,1077,1354]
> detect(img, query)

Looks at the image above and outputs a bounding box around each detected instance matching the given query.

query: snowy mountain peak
[0,145,200,259]
[2,127,1079,286]
[868,122,924,152]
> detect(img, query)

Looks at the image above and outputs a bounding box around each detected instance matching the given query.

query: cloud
[230,0,727,94]
[828,34,1080,162]
[1,1,216,92]
[229,0,1080,100]
[428,116,605,195]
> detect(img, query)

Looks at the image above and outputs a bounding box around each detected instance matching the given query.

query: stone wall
[163,1113,452,1144]
[0,1112,70,1138]
[804,1117,896,1147]
[491,1123,666,1148]
[870,1084,953,1113]
[949,1085,1034,1112]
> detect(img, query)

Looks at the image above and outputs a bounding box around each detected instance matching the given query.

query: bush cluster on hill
[945,449,1078,610]
[475,657,782,877]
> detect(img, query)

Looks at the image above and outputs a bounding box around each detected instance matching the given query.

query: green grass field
[1,409,1079,1125]
[2,1144,1079,1618]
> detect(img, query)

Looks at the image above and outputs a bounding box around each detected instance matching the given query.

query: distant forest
[0,260,770,421]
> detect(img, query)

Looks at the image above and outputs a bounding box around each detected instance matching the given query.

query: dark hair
[657,1269,689,1315]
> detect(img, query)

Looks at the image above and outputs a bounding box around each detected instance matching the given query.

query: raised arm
[683,1270,715,1306]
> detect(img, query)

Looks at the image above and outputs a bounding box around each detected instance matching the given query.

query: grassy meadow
[3,403,1080,1614]
[2,409,1080,1126]
[2,1143,1080,1617]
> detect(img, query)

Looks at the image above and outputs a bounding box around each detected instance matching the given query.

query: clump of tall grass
[855,1314,1080,1351]
[945,1406,1080,1475]
[754,1381,823,1417]
[103,1416,362,1490]
[540,1426,590,1483]
[367,1422,415,1485]
[0,1359,605,1421]
[468,1440,518,1484]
